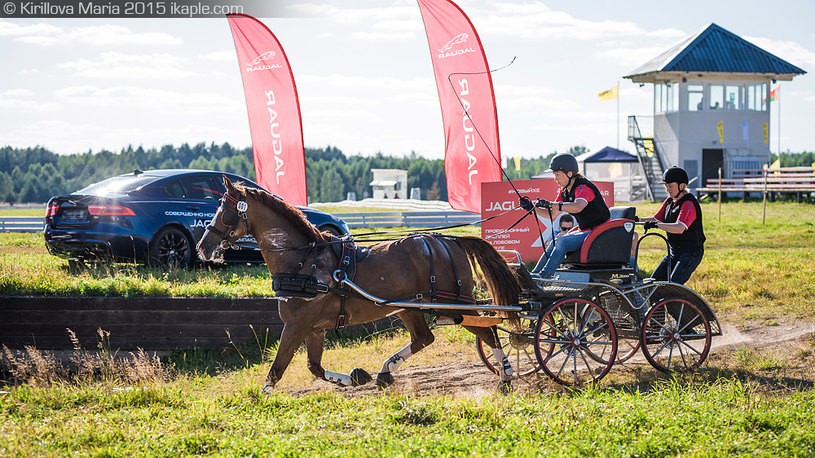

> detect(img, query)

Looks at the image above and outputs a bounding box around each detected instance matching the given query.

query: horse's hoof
[262,383,275,394]
[376,372,394,389]
[349,368,372,386]
[497,379,512,395]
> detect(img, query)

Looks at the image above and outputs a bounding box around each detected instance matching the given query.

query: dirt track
[287,317,815,397]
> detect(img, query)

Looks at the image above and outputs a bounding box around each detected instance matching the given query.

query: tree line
[0,143,561,204]
[5,143,807,204]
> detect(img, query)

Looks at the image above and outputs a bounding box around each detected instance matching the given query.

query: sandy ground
[285,316,815,397]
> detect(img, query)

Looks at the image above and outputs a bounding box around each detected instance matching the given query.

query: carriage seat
[609,205,637,221]
[562,207,637,268]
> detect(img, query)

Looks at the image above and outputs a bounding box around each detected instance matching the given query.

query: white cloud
[0,89,34,97]
[744,35,815,69]
[53,85,238,113]
[3,22,181,47]
[595,45,678,68]
[199,50,236,62]
[58,51,195,79]
[0,20,61,36]
[0,89,60,113]
[291,3,421,41]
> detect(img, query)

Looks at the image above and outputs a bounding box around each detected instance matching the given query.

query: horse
[197,176,522,392]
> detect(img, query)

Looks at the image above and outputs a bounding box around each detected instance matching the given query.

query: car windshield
[76,175,160,195]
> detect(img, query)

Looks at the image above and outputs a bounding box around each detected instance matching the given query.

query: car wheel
[319,225,343,237]
[149,227,193,269]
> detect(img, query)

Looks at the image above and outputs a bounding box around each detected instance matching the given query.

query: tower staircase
[628,115,667,201]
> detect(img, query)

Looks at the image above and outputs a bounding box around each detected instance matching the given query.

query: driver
[641,166,706,284]
[519,153,610,279]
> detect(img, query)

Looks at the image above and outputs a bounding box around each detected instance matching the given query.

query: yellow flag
[762,122,768,144]
[770,158,780,169]
[598,84,618,101]
[717,121,724,143]
[513,156,521,171]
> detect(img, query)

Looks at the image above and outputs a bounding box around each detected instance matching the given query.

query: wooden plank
[0,295,403,350]
[1,296,277,311]
[3,309,279,325]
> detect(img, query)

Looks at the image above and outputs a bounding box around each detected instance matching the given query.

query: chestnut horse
[197,177,521,391]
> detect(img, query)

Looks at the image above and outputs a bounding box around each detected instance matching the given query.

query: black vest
[560,177,610,230]
[662,192,706,251]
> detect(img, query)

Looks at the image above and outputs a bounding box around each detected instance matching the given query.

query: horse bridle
[204,192,250,253]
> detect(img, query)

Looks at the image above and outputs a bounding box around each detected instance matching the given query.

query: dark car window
[162,175,223,200]
[77,175,160,195]
[161,179,186,199]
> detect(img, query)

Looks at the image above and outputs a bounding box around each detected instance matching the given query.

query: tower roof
[624,23,806,82]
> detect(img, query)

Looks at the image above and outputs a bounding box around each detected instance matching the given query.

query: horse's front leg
[263,322,310,393]
[376,310,435,388]
[306,330,372,387]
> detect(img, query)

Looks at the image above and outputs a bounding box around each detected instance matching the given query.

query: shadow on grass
[603,365,815,396]
[165,317,408,377]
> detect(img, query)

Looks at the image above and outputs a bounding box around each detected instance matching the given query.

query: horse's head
[197,176,250,263]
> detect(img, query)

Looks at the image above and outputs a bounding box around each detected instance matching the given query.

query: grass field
[2,201,815,455]
[0,208,44,217]
[1,201,813,318]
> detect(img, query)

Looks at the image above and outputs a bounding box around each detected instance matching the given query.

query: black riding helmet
[549,153,579,174]
[661,166,689,185]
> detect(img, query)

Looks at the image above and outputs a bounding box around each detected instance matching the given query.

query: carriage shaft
[338,277,525,312]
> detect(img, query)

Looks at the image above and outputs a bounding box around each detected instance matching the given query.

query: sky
[1,0,814,161]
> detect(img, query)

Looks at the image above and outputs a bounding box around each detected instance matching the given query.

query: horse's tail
[454,236,520,308]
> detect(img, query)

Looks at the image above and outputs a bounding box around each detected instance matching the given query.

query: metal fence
[336,211,480,228]
[0,211,481,232]
[0,216,44,232]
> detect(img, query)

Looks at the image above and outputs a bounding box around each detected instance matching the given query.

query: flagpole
[777,86,781,157]
[616,81,620,150]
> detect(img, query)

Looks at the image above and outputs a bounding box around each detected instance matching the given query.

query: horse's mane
[233,183,326,242]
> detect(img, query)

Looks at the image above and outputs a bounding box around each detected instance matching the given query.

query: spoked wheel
[534,298,617,386]
[616,338,641,363]
[476,317,540,377]
[641,298,711,373]
[580,306,640,364]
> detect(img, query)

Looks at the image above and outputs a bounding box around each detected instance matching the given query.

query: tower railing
[627,115,666,201]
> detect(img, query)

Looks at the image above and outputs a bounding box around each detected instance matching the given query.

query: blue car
[44,169,350,268]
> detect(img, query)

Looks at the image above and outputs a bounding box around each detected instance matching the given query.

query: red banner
[481,179,615,263]
[417,0,502,213]
[227,14,307,205]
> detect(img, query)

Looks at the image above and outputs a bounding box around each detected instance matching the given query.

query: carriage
[197,177,720,391]
[338,205,722,386]
[476,205,721,386]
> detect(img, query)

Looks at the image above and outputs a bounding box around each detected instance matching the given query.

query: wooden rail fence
[697,166,815,201]
[0,296,400,350]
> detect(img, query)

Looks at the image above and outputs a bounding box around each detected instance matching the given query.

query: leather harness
[204,194,474,330]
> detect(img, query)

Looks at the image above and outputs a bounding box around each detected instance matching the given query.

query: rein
[352,206,521,240]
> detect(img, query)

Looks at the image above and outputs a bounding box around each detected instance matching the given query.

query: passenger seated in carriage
[519,153,610,278]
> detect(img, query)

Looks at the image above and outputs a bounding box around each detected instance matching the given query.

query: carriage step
[522,284,585,301]
[433,314,504,327]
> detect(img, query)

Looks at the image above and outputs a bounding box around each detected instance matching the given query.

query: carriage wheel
[476,316,540,377]
[615,338,641,363]
[579,306,640,364]
[641,298,711,373]
[534,298,617,386]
